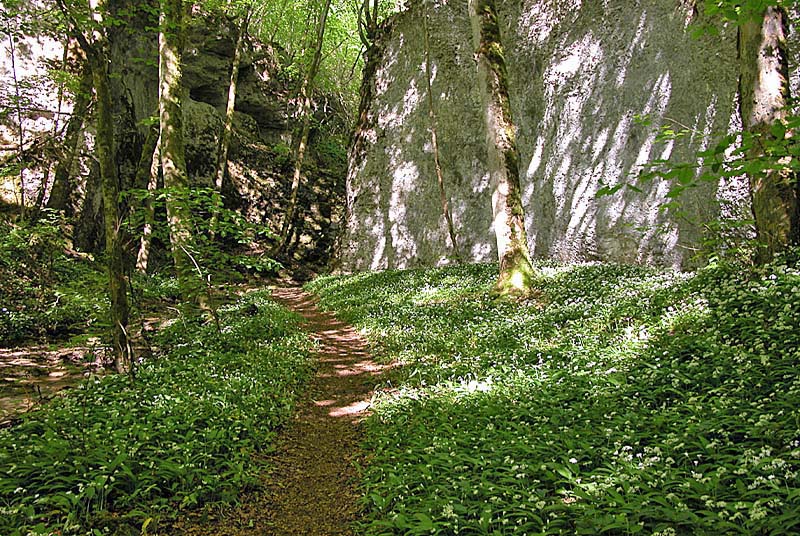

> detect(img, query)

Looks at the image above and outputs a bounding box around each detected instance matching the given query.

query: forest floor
[172,285,392,535]
[0,343,106,425]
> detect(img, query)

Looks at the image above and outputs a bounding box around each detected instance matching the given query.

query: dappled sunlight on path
[174,286,390,535]
[0,345,107,426]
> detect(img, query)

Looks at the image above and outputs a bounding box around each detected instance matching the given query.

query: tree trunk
[468,0,536,296]
[57,0,131,373]
[210,10,250,237]
[277,0,332,254]
[738,6,799,263]
[422,2,461,262]
[47,69,92,216]
[135,125,161,273]
[91,54,132,374]
[5,18,26,213]
[159,0,194,291]
[214,11,249,194]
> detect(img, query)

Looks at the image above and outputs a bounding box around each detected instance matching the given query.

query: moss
[493,237,537,297]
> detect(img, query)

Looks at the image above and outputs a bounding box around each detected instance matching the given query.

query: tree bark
[47,69,92,216]
[738,6,799,263]
[210,10,250,236]
[468,0,536,296]
[135,125,161,273]
[214,11,249,192]
[159,0,194,291]
[276,0,332,254]
[91,53,132,374]
[422,2,461,262]
[57,0,131,373]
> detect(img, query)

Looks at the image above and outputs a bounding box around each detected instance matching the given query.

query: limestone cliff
[72,7,346,267]
[337,0,747,271]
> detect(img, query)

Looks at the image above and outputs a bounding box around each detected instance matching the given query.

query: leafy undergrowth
[0,213,108,345]
[0,291,314,535]
[308,259,800,535]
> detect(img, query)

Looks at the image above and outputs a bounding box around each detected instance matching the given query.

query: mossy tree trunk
[92,55,132,374]
[277,0,332,255]
[468,0,536,296]
[738,6,799,263]
[57,0,131,374]
[159,0,194,293]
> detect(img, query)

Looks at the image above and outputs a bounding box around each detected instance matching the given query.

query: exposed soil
[172,286,390,535]
[0,343,108,426]
[0,314,166,427]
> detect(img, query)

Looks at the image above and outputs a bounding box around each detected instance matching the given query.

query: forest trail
[176,286,388,535]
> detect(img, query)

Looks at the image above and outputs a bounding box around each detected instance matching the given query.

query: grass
[307,258,800,535]
[0,291,314,535]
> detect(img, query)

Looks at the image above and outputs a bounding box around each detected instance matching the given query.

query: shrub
[0,214,106,345]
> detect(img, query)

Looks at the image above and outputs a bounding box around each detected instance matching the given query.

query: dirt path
[175,286,388,535]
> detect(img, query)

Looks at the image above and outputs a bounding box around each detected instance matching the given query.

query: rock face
[72,7,345,266]
[337,0,746,271]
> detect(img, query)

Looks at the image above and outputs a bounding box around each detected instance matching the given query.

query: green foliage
[314,134,349,172]
[308,258,800,535]
[0,292,314,535]
[701,0,790,24]
[0,213,107,344]
[638,111,800,205]
[131,271,182,303]
[269,141,294,170]
[125,186,281,280]
[249,0,399,128]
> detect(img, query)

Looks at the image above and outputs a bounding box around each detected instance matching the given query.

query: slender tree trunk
[135,125,161,273]
[422,2,461,262]
[277,0,332,254]
[211,10,250,235]
[31,44,72,217]
[91,54,132,374]
[738,6,799,263]
[48,69,92,216]
[159,0,194,291]
[468,0,536,296]
[214,11,249,191]
[5,18,26,213]
[57,0,131,373]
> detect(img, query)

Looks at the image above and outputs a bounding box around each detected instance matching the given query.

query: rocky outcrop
[70,7,345,267]
[337,0,746,271]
